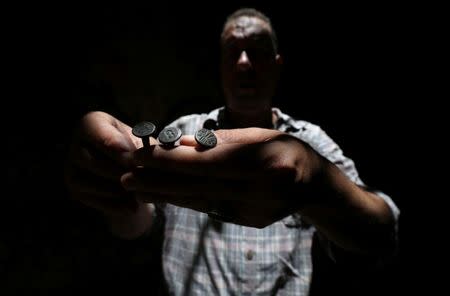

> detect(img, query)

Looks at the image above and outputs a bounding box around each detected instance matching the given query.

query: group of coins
[132,121,217,148]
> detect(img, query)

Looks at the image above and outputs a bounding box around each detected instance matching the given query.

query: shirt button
[246,250,255,261]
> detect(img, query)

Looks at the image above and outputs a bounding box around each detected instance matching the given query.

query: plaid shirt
[153,107,399,296]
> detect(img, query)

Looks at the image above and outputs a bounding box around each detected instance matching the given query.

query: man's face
[220,16,281,111]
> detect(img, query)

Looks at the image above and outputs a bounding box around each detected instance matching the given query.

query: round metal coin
[203,119,218,130]
[158,126,182,145]
[132,121,156,138]
[195,128,217,148]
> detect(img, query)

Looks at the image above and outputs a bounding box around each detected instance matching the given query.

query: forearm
[299,160,397,255]
[105,202,155,240]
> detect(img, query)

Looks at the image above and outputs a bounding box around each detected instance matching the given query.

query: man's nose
[237,51,251,71]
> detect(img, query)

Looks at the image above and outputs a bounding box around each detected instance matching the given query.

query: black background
[3,2,438,295]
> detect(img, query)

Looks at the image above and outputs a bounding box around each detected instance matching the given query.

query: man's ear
[275,54,283,66]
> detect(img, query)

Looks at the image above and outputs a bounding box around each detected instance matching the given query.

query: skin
[220,16,282,128]
[65,16,397,255]
[64,111,154,239]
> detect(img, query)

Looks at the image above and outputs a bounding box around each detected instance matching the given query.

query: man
[65,8,399,295]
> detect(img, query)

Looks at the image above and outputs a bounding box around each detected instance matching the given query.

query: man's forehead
[223,16,272,38]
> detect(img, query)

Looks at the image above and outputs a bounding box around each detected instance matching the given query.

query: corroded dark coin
[132,121,156,137]
[203,119,218,130]
[158,126,182,146]
[195,128,217,148]
[132,121,156,148]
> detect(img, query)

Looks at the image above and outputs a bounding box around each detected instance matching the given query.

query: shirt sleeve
[293,122,400,265]
[295,122,399,220]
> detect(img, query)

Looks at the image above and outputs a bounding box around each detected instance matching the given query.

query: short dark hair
[221,8,278,53]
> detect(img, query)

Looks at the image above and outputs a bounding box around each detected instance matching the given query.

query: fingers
[78,112,139,167]
[69,146,129,180]
[80,112,135,152]
[67,112,146,184]
[132,127,289,179]
[214,128,283,144]
[66,167,128,198]
[179,135,196,146]
[132,141,298,181]
[66,167,137,215]
[133,143,261,179]
[179,128,283,147]
[134,144,228,176]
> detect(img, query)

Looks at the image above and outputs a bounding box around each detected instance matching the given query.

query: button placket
[242,227,258,293]
[246,249,255,261]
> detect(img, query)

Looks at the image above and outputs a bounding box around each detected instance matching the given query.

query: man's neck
[224,107,276,129]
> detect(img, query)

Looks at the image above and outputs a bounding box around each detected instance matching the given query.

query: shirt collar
[205,106,302,131]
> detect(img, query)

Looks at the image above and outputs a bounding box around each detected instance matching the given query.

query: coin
[158,126,182,145]
[203,119,218,130]
[195,128,217,148]
[132,121,156,138]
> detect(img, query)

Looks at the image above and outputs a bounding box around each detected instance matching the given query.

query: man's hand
[121,128,324,228]
[64,111,156,238]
